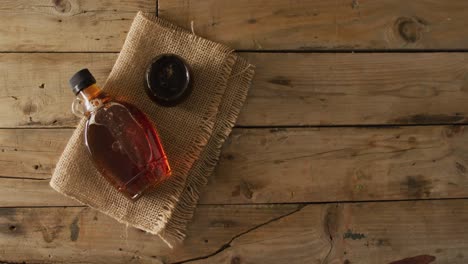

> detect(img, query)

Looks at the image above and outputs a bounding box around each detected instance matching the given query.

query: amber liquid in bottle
[76,82,171,200]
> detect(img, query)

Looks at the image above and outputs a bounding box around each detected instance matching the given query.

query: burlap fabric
[50,12,254,246]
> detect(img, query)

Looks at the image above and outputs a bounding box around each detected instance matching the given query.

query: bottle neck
[79,84,101,99]
[78,84,108,114]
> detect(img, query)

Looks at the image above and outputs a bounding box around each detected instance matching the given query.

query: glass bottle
[69,69,171,200]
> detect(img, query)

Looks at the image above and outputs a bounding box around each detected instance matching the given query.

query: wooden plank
[159,0,468,50]
[2,126,468,206]
[0,0,154,52]
[206,125,468,204]
[2,53,468,128]
[239,52,468,126]
[0,200,467,263]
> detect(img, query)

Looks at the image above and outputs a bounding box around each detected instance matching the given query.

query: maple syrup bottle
[70,69,171,200]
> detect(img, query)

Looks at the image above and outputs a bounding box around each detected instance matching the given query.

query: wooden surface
[1,0,468,263]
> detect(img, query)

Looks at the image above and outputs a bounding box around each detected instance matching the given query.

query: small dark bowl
[145,54,192,107]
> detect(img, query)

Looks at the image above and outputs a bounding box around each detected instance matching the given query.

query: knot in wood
[395,17,427,43]
[53,0,72,13]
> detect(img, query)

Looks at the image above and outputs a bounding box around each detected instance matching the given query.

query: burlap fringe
[149,53,237,233]
[158,61,255,246]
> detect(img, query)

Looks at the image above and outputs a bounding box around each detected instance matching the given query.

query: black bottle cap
[69,68,96,95]
[145,54,192,106]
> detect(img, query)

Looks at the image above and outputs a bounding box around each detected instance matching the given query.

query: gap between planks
[2,123,468,130]
[3,50,468,53]
[1,197,467,209]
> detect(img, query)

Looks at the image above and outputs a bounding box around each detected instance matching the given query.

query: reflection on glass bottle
[70,69,171,200]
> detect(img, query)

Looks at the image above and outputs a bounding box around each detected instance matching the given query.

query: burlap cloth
[50,12,254,246]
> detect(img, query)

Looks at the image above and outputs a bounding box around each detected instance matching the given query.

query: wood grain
[2,53,468,128]
[159,0,468,50]
[0,0,154,52]
[2,126,468,206]
[1,200,466,263]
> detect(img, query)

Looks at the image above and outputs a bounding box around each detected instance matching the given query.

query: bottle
[69,69,171,200]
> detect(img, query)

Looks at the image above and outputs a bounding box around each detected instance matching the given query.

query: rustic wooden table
[1,0,468,263]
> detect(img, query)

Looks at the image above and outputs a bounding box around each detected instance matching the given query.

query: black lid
[69,68,96,95]
[145,54,192,106]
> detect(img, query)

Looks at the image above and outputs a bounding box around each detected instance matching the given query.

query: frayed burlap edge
[158,57,255,246]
